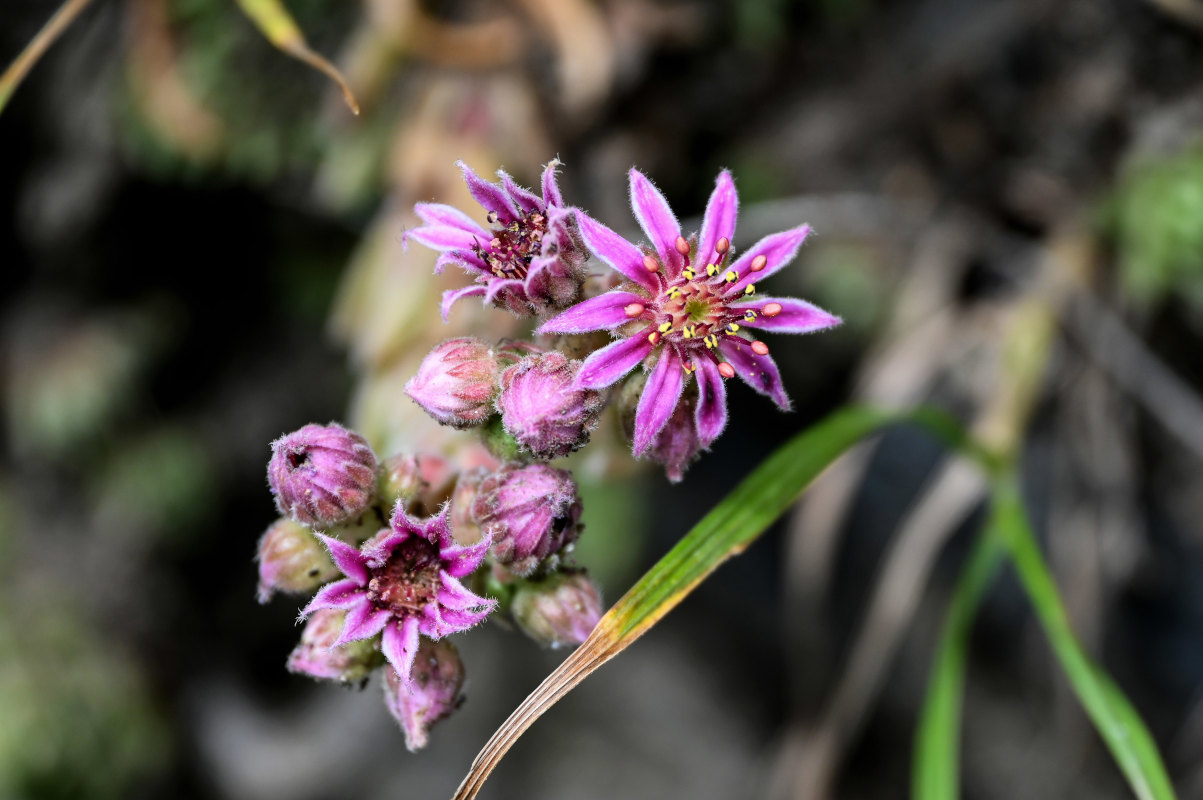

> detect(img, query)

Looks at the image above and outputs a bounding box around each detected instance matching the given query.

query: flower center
[367,537,442,616]
[473,209,548,280]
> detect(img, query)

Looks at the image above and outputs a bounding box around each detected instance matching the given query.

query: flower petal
[733,296,842,334]
[441,285,486,322]
[498,170,542,214]
[334,601,392,645]
[314,533,370,585]
[629,168,684,278]
[632,347,686,455]
[727,225,812,295]
[382,616,421,687]
[574,209,658,293]
[483,277,526,306]
[414,202,489,237]
[458,160,517,224]
[405,223,487,254]
[576,332,655,390]
[301,578,366,617]
[694,358,728,446]
[538,291,649,334]
[437,573,493,611]
[541,159,564,207]
[718,338,791,410]
[440,535,492,578]
[697,170,738,270]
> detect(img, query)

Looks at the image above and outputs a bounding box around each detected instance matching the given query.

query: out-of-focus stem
[0,0,97,114]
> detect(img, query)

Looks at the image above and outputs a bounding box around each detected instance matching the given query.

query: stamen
[683,361,695,374]
[707,264,718,277]
[726,323,740,333]
[682,268,696,280]
[648,331,661,345]
[674,236,691,256]
[743,310,757,321]
[750,254,768,272]
[716,237,730,255]
[751,341,770,356]
[724,270,737,283]
[643,255,660,273]
[718,362,736,379]
[763,302,783,317]
[668,287,683,300]
[704,334,719,349]
[744,284,756,296]
[625,303,646,317]
[682,325,696,338]
[658,321,673,333]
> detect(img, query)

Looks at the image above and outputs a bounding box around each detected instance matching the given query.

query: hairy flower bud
[256,518,340,603]
[405,338,500,429]
[497,353,603,460]
[645,396,704,483]
[383,639,465,752]
[286,609,384,684]
[377,453,456,517]
[268,423,377,528]
[472,464,582,576]
[511,570,602,648]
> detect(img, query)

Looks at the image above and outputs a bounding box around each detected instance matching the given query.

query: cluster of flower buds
[257,161,840,749]
[257,421,602,749]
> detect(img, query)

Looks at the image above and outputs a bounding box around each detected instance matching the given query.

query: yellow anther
[648,331,661,345]
[726,323,740,333]
[682,268,696,280]
[743,310,757,321]
[707,264,718,277]
[704,334,719,349]
[682,325,696,339]
[658,321,673,333]
[683,361,695,374]
[668,287,682,299]
[744,284,756,296]
[725,270,738,283]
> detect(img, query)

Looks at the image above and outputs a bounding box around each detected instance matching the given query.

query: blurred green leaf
[912,520,1005,799]
[996,481,1177,800]
[451,405,987,800]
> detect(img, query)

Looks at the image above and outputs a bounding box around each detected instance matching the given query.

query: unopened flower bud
[473,464,582,576]
[383,638,465,752]
[268,423,378,528]
[511,570,603,648]
[286,608,384,684]
[497,353,603,460]
[256,518,340,603]
[377,453,456,517]
[405,338,500,429]
[645,396,703,483]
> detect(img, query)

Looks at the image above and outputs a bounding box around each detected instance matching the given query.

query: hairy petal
[441,534,492,577]
[574,210,658,293]
[734,296,843,334]
[441,285,487,322]
[694,358,728,446]
[457,161,517,224]
[632,348,686,455]
[541,160,564,208]
[498,170,542,214]
[382,616,422,688]
[727,225,813,295]
[414,202,489,237]
[719,338,791,410]
[334,601,392,645]
[315,533,370,585]
[697,170,738,270]
[629,168,684,278]
[577,333,655,390]
[538,291,649,334]
[405,224,486,254]
[301,578,366,616]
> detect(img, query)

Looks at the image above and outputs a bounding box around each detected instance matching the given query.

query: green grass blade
[453,405,948,800]
[996,481,1177,800]
[912,528,1005,800]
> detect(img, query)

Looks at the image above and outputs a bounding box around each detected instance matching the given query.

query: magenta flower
[406,160,586,319]
[538,169,842,458]
[496,352,604,460]
[301,503,495,687]
[382,639,465,752]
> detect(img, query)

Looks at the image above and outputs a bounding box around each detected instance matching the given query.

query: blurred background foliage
[5,0,1203,798]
